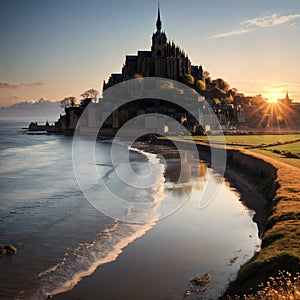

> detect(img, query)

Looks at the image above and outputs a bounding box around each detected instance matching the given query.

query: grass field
[190,134,300,147]
[188,134,300,168]
[249,149,300,169]
[266,141,300,154]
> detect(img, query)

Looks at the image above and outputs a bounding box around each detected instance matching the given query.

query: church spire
[285,90,289,99]
[156,3,162,32]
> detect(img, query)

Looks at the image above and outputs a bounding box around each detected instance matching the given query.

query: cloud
[0,82,44,89]
[267,83,289,89]
[209,28,252,39]
[210,13,300,39]
[242,13,300,28]
[0,98,61,120]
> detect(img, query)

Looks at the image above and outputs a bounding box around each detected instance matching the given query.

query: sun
[267,94,279,103]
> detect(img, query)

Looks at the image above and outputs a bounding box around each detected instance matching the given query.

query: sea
[0,120,260,300]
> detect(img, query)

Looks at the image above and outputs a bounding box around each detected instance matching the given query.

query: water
[0,121,160,299]
[0,120,260,299]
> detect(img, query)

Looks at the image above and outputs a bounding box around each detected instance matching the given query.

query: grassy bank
[222,148,300,298]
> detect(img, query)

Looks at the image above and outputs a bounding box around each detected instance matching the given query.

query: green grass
[221,149,300,298]
[249,149,300,169]
[266,141,300,154]
[167,134,300,168]
[190,134,300,168]
[191,134,300,147]
[224,134,300,147]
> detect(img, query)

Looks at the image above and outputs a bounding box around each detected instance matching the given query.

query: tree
[203,71,211,84]
[196,80,206,94]
[69,97,76,107]
[79,89,99,108]
[251,94,267,106]
[233,92,252,107]
[60,96,77,108]
[182,74,195,86]
[80,89,99,100]
[214,78,230,93]
[205,78,231,103]
[224,94,234,105]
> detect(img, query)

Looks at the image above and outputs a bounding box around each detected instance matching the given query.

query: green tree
[182,74,195,86]
[205,78,231,103]
[196,80,206,94]
[225,94,234,104]
[214,78,230,93]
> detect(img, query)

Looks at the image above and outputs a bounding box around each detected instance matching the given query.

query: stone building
[103,5,203,90]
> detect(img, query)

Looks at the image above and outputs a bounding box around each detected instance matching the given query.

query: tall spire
[156,3,162,32]
[285,90,289,99]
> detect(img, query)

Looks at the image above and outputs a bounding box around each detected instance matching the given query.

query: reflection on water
[162,149,210,197]
[157,153,260,299]
[55,145,261,300]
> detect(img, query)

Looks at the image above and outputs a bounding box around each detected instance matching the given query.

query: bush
[182,74,195,85]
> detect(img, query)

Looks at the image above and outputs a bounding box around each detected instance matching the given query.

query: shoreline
[148,137,300,296]
[52,139,262,300]
[223,147,300,296]
[52,137,300,298]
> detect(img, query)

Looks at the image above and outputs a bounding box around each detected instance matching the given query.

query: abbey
[28,6,300,135]
[103,5,204,90]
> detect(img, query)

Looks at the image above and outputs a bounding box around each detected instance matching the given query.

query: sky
[0,0,300,106]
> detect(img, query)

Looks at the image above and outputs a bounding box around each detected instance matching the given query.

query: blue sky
[1,0,300,105]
